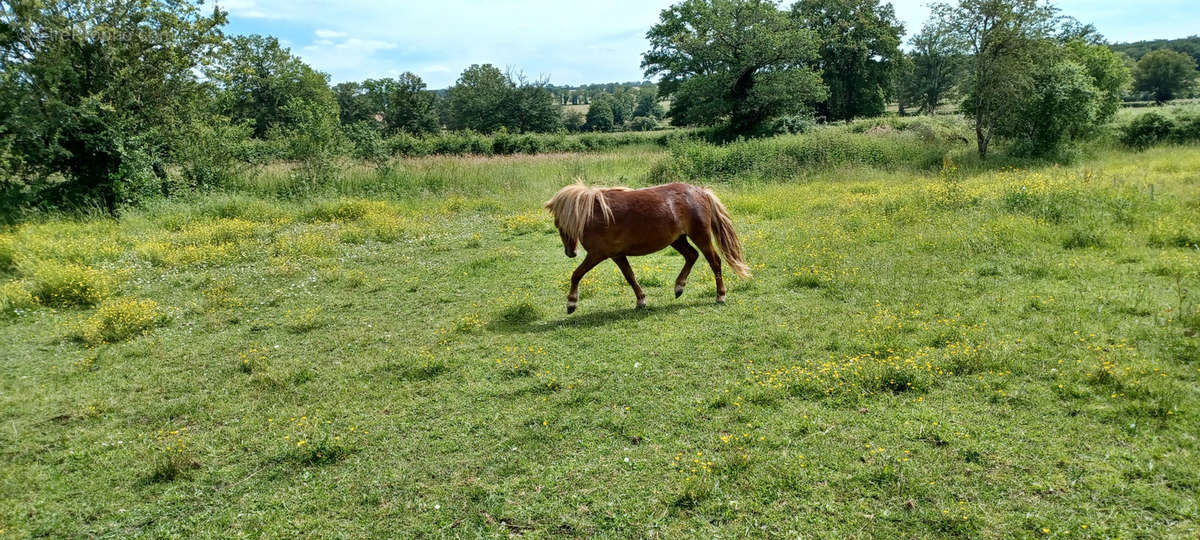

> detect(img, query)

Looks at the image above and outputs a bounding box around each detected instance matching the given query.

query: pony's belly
[621,236,678,256]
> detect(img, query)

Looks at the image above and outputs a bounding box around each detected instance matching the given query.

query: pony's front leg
[612,256,647,309]
[567,253,605,314]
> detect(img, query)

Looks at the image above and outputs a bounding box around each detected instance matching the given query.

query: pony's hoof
[675,288,684,299]
[716,295,726,304]
[636,299,647,309]
[567,302,577,314]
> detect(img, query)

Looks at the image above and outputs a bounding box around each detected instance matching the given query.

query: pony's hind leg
[567,253,605,314]
[613,256,647,309]
[670,236,699,298]
[694,235,726,304]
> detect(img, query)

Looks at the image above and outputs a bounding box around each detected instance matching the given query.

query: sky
[218,0,1200,89]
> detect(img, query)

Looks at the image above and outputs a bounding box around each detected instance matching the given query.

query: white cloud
[217,0,284,20]
[314,29,347,39]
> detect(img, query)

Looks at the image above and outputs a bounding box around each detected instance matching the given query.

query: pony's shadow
[490,299,713,334]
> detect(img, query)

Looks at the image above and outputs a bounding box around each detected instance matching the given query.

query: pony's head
[544,181,616,258]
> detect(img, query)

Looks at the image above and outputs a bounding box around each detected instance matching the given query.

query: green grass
[1,143,1199,537]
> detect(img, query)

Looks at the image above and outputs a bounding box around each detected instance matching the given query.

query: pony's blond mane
[544,181,629,239]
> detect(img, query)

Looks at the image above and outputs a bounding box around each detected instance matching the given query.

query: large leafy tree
[899,21,965,115]
[585,93,616,131]
[932,0,1058,158]
[359,74,439,135]
[507,77,562,133]
[445,65,560,133]
[0,0,226,211]
[209,35,336,138]
[1133,49,1197,104]
[790,0,905,121]
[333,82,374,126]
[642,0,825,136]
[446,64,520,133]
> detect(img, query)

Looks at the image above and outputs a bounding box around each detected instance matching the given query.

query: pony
[544,181,750,314]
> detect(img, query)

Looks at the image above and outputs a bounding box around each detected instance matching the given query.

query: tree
[506,77,563,133]
[445,65,561,133]
[361,74,440,135]
[1065,39,1130,123]
[1133,49,1197,104]
[932,0,1058,158]
[634,86,666,119]
[333,82,375,126]
[585,94,615,131]
[642,0,825,136]
[791,0,905,121]
[610,88,637,125]
[563,110,586,132]
[446,64,511,132]
[210,35,336,139]
[0,0,226,211]
[900,21,965,115]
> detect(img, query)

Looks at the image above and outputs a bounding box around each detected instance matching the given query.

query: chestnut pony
[544,181,750,314]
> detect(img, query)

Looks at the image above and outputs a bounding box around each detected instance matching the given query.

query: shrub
[1,280,36,313]
[1003,60,1100,158]
[1172,113,1200,144]
[629,116,659,132]
[271,98,347,188]
[78,297,168,345]
[766,114,816,135]
[27,262,112,308]
[1121,112,1177,149]
[344,121,390,171]
[175,116,255,190]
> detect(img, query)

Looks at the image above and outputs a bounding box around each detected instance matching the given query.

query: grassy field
[1,141,1199,537]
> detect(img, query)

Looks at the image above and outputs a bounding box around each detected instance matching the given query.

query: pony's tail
[703,188,751,278]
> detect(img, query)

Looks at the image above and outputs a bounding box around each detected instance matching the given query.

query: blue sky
[218,0,1200,89]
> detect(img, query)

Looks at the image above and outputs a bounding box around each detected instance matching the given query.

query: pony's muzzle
[565,249,577,258]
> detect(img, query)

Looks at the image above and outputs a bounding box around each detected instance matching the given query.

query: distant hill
[1110,36,1200,65]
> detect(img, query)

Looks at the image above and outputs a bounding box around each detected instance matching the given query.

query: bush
[1003,61,1100,158]
[78,297,168,345]
[1171,113,1200,143]
[1121,112,1177,149]
[343,122,390,170]
[629,116,659,132]
[271,98,347,188]
[27,262,113,308]
[766,114,817,135]
[1,280,36,314]
[176,116,256,190]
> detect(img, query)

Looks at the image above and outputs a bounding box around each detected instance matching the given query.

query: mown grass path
[1,147,1198,537]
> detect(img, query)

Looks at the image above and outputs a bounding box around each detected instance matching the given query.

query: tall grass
[650,126,960,183]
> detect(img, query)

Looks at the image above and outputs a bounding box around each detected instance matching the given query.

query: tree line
[642,0,1197,156]
[1,0,1197,213]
